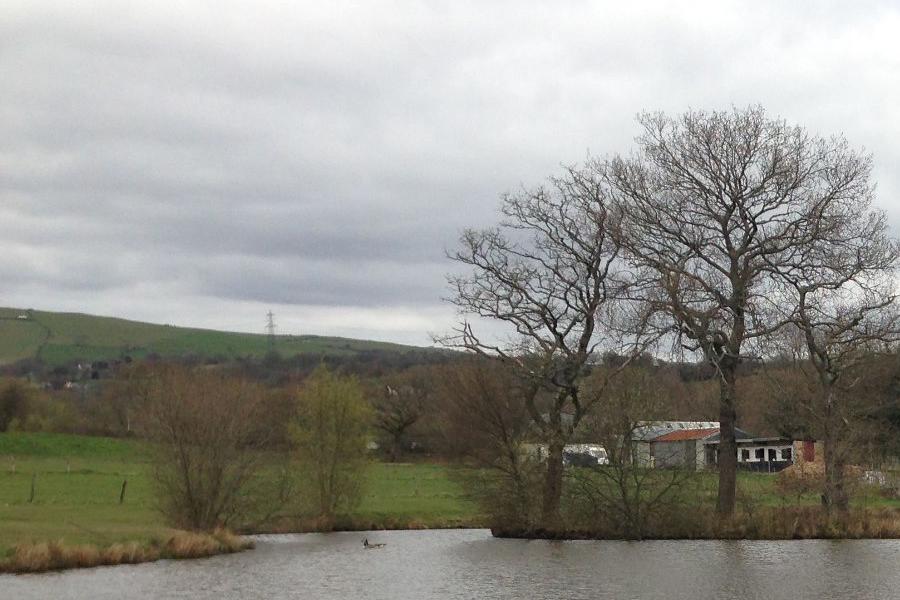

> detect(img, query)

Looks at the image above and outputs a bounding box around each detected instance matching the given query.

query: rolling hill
[0,307,430,366]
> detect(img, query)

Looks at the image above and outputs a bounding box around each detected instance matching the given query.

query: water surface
[3,529,900,599]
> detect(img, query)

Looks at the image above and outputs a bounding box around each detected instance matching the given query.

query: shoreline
[0,519,487,576]
[7,508,900,575]
[0,529,252,575]
[491,506,900,541]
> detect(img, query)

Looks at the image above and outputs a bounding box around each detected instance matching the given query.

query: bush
[141,365,289,530]
[776,461,863,503]
[291,366,372,524]
[0,379,30,432]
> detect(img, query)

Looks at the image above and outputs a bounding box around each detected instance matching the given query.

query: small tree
[0,379,29,432]
[436,359,541,528]
[292,366,372,522]
[141,365,284,531]
[372,368,428,461]
[569,366,696,538]
[783,308,898,514]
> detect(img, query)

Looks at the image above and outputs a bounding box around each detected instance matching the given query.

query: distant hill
[0,307,432,366]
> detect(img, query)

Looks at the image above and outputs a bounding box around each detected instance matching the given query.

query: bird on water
[363,537,386,549]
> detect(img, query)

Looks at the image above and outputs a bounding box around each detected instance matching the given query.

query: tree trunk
[541,438,565,527]
[822,395,849,514]
[389,435,402,463]
[716,364,738,515]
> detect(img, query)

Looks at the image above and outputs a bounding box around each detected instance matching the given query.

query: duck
[363,537,386,549]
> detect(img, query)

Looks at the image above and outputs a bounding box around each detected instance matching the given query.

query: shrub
[141,365,290,530]
[291,366,372,523]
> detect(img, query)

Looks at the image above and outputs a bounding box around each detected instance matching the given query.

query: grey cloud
[2,1,900,341]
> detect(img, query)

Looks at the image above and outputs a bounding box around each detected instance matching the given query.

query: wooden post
[119,479,128,504]
[28,473,36,503]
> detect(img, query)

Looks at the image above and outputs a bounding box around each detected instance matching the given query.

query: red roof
[652,428,719,442]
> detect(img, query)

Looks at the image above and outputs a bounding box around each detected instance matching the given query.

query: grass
[0,434,160,553]
[0,432,481,562]
[0,306,429,366]
[6,431,897,569]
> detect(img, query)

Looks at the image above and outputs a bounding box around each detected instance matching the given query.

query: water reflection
[3,530,900,600]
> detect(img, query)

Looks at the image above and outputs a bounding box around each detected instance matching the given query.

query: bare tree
[442,165,640,525]
[372,369,428,462]
[141,365,286,531]
[436,358,540,528]
[774,196,900,513]
[607,106,874,514]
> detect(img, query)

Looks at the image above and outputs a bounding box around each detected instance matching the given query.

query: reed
[493,507,900,540]
[0,529,253,574]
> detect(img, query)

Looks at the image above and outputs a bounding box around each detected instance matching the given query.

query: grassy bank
[494,506,900,540]
[0,432,482,567]
[0,529,252,574]
[496,465,900,541]
[7,432,898,572]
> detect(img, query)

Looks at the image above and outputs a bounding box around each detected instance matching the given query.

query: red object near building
[801,440,815,462]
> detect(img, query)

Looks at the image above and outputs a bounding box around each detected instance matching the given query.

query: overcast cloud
[2,1,900,345]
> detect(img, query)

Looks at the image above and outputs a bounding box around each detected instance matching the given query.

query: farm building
[525,420,807,473]
[635,422,802,472]
[649,427,721,469]
[703,432,798,472]
[632,421,719,467]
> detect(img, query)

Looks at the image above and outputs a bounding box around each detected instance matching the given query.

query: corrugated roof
[703,428,757,443]
[652,427,720,442]
[632,421,720,441]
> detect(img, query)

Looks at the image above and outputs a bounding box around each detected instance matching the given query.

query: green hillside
[0,307,428,366]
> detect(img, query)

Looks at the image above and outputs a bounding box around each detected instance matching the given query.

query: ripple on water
[3,530,900,600]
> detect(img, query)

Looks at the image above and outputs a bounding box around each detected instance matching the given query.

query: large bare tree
[775,196,899,513]
[607,106,875,514]
[442,165,638,525]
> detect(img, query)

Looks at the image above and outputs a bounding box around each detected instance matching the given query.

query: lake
[3,529,900,599]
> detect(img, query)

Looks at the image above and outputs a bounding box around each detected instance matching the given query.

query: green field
[0,433,481,553]
[4,433,897,555]
[0,307,430,366]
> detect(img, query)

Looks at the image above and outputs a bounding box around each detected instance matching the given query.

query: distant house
[703,432,796,472]
[525,418,802,473]
[632,421,799,472]
[649,427,721,470]
[632,421,719,467]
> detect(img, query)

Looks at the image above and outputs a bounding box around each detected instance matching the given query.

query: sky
[2,1,900,346]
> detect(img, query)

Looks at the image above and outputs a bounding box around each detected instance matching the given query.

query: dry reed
[493,507,900,540]
[0,529,253,574]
